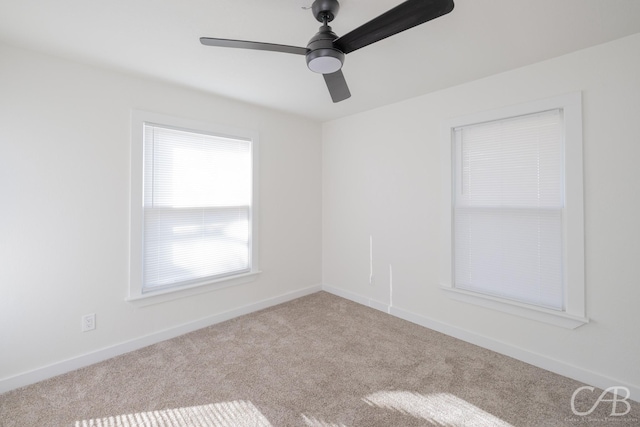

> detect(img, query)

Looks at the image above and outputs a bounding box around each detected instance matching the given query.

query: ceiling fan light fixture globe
[306,48,344,74]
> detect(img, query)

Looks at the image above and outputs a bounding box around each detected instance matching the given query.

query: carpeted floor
[1,291,638,426]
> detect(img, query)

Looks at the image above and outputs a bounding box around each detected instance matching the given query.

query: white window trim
[128,110,260,306]
[440,93,587,329]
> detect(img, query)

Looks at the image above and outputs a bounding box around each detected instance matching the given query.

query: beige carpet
[1,292,638,426]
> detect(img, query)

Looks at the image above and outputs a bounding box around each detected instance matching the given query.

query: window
[440,93,587,328]
[129,111,259,302]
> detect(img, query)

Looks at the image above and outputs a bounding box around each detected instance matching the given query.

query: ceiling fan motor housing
[306,25,344,74]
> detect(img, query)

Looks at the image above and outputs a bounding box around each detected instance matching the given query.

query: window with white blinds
[129,111,259,301]
[440,93,586,328]
[143,124,252,291]
[453,110,564,310]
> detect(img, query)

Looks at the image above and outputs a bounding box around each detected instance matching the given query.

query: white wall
[323,34,640,395]
[0,43,322,386]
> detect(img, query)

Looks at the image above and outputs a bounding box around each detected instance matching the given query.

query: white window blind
[142,124,252,291]
[453,109,564,310]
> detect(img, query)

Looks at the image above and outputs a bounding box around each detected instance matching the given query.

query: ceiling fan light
[306,48,344,74]
[308,56,342,74]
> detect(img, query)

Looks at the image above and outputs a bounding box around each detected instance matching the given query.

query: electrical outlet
[82,313,96,332]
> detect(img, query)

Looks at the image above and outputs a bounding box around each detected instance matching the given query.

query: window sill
[440,285,589,329]
[127,270,261,307]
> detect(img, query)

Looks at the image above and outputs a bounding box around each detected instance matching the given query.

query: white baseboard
[0,284,322,394]
[322,283,640,403]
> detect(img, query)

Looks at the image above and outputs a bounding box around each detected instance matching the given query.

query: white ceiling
[1,0,639,122]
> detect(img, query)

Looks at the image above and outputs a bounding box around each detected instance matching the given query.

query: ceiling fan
[200,0,454,103]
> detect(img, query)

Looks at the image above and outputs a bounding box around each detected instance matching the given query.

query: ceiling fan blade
[334,0,454,54]
[323,70,351,103]
[200,37,307,55]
